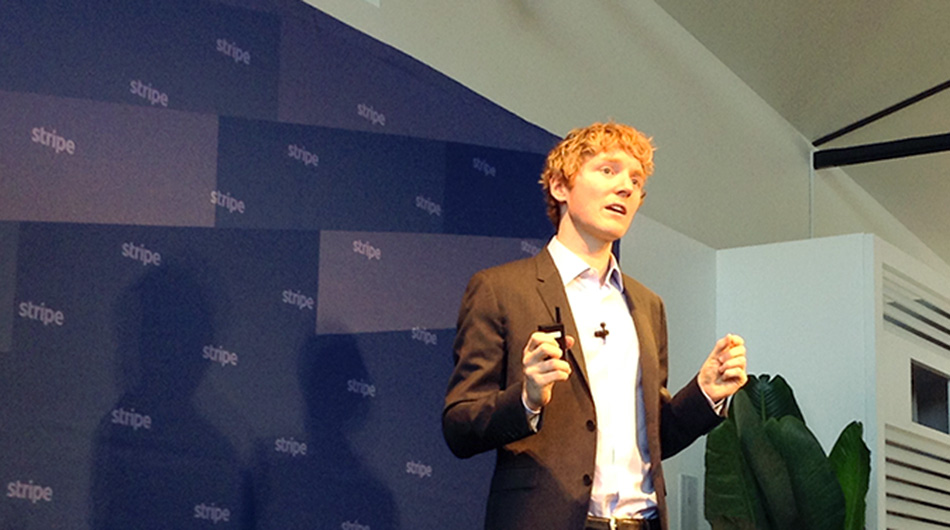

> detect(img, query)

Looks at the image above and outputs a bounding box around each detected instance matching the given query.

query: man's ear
[550,175,569,203]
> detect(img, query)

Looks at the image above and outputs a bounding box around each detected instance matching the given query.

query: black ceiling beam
[813,131,950,170]
[813,78,950,147]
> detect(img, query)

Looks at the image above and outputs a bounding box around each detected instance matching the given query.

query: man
[442,121,748,530]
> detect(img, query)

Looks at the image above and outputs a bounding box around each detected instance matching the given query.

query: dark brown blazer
[442,248,722,530]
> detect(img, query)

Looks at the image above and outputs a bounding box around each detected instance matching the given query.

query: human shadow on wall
[251,330,397,529]
[89,264,250,529]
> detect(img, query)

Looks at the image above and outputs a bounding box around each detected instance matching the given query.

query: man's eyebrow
[598,154,635,163]
[598,157,644,173]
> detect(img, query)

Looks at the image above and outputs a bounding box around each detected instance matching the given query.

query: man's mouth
[606,204,627,215]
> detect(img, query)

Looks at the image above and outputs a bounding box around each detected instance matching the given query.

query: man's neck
[554,233,614,283]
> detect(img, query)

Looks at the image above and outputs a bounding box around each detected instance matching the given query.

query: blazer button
[583,474,592,486]
[586,419,596,432]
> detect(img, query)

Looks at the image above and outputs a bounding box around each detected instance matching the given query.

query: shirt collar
[547,236,625,292]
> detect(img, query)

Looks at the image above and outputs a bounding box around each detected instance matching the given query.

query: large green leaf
[704,417,769,530]
[764,416,846,530]
[829,421,871,530]
[743,374,805,424]
[707,375,870,530]
[733,390,799,530]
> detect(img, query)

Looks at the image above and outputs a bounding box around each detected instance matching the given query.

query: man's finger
[536,361,572,381]
[718,346,746,364]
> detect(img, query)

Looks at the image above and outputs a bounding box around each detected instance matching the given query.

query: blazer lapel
[533,249,593,398]
[624,277,661,436]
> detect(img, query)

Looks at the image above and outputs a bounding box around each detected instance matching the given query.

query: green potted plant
[704,374,871,530]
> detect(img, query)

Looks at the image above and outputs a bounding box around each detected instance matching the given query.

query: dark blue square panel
[216,117,447,232]
[444,142,554,239]
[0,0,280,119]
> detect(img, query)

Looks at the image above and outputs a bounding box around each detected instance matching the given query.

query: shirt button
[586,419,596,432]
[583,474,592,486]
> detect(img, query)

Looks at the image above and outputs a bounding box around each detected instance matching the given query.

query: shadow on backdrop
[89,263,251,529]
[251,329,397,529]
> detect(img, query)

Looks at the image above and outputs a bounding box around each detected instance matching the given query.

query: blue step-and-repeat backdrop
[0,1,559,528]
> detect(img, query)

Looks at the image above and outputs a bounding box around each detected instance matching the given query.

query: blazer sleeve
[660,376,723,458]
[442,270,536,459]
[644,292,723,459]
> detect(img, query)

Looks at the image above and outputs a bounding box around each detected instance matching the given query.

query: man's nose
[616,172,635,196]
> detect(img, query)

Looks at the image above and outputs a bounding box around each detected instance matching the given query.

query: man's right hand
[522,331,575,411]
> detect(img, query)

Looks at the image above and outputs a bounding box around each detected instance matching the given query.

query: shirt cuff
[522,390,541,431]
[700,385,727,416]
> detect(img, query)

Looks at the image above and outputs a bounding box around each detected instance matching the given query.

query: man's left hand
[698,334,748,402]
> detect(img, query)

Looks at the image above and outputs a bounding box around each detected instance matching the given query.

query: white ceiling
[654,0,950,264]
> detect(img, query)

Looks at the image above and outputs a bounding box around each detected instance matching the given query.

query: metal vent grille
[883,266,950,356]
[885,425,950,528]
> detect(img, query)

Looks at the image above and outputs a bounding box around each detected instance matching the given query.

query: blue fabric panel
[0,1,561,528]
[0,90,219,227]
[316,231,545,335]
[4,222,320,528]
[444,142,555,239]
[216,118,447,232]
[0,0,280,119]
[277,5,557,153]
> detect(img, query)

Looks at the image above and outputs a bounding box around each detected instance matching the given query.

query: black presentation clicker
[538,306,567,360]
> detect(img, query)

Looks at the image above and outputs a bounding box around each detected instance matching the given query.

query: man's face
[551,149,646,248]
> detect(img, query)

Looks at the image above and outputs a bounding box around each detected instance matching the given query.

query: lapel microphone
[594,322,609,340]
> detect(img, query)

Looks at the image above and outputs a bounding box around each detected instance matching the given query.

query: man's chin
[602,223,632,242]
[593,230,626,246]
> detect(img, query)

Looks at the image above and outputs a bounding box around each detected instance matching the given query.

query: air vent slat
[887,496,950,527]
[886,460,950,496]
[886,479,950,514]
[883,266,950,356]
[886,512,950,529]
[886,425,950,526]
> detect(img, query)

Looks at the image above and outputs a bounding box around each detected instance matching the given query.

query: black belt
[584,514,661,530]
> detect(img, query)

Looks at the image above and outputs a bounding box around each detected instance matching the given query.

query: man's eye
[601,167,613,175]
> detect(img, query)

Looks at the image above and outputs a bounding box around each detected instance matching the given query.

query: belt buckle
[609,518,618,530]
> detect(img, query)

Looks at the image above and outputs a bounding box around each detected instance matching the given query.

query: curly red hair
[540,121,655,227]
